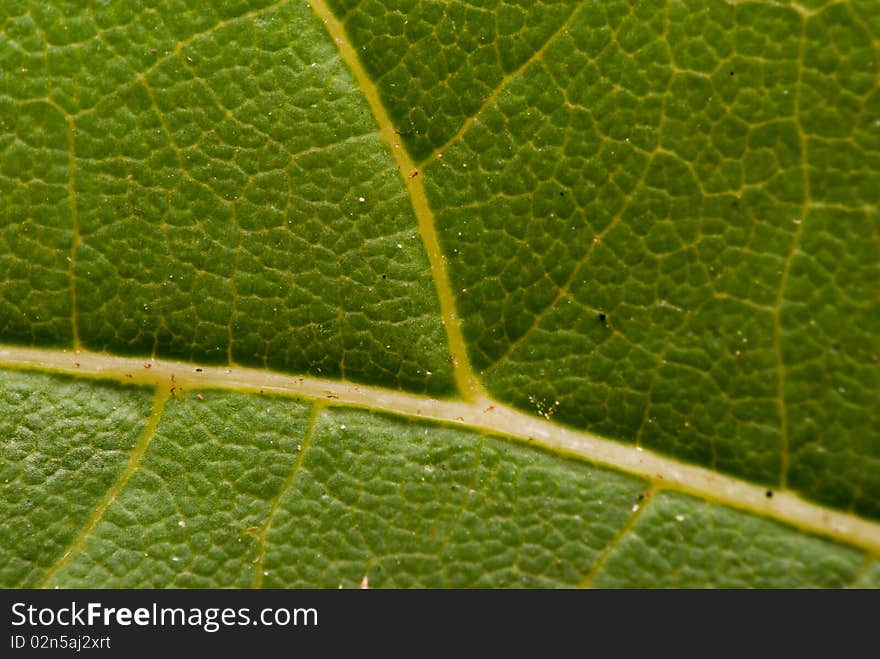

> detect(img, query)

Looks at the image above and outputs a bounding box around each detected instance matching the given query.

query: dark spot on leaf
[598,312,607,324]
[381,274,386,279]
[766,490,773,498]
[729,70,734,76]
[195,368,203,372]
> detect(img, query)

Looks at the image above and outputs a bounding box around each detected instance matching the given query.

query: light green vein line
[2,345,880,554]
[69,0,288,119]
[307,0,486,402]
[480,158,652,379]
[35,98,82,350]
[419,2,584,168]
[774,12,810,490]
[253,401,324,588]
[227,202,244,367]
[438,435,485,585]
[37,390,170,588]
[64,112,81,350]
[579,485,656,588]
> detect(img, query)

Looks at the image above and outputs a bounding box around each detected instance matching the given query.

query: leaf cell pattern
[1,0,878,587]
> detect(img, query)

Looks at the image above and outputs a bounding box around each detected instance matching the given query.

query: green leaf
[1,0,878,588]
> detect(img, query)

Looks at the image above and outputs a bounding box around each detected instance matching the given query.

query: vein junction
[1,344,878,554]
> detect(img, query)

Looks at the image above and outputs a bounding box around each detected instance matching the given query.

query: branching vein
[3,345,879,554]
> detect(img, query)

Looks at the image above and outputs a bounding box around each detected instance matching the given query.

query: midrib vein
[36,388,170,587]
[3,344,879,554]
[306,0,485,402]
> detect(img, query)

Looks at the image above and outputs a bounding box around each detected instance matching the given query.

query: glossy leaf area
[0,0,878,587]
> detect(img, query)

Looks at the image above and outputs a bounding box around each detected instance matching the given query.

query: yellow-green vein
[579,485,656,587]
[36,389,170,587]
[775,12,810,489]
[306,0,486,403]
[418,2,585,168]
[252,401,324,588]
[3,345,879,554]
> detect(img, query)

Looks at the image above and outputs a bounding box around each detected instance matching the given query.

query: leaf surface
[1,0,878,587]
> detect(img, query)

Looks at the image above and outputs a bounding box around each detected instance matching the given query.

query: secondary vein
[252,401,324,588]
[578,485,656,588]
[306,0,487,403]
[36,389,170,587]
[419,1,585,168]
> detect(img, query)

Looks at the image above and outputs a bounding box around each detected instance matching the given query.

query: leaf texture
[1,0,878,587]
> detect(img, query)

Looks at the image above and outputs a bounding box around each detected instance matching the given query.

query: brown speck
[325,391,339,399]
[450,355,459,367]
[144,363,151,369]
[483,405,495,413]
[766,490,773,499]
[195,367,203,372]
[74,362,80,368]
[408,169,419,179]
[456,416,464,422]
[125,373,133,378]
